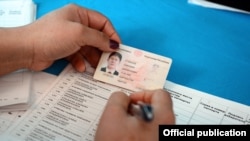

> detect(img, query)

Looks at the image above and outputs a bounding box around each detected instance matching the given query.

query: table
[35,0,250,106]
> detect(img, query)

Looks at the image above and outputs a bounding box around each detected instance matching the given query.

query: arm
[0,27,32,75]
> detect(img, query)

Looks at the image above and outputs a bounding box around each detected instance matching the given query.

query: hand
[95,89,175,141]
[25,4,121,72]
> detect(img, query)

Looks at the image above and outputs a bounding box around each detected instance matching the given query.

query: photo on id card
[93,44,172,92]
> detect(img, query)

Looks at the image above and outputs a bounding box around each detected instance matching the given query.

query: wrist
[0,26,33,75]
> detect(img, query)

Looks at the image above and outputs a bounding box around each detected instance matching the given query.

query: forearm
[0,26,32,76]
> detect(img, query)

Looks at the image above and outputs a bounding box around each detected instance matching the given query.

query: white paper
[2,64,249,141]
[0,72,57,135]
[165,81,250,124]
[0,70,32,111]
[0,0,36,27]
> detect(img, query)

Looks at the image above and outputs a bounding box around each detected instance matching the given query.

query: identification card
[93,44,172,91]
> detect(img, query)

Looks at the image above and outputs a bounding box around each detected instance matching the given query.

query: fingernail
[109,39,119,49]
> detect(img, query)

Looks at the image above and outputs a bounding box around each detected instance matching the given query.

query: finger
[80,46,102,68]
[131,89,175,123]
[67,52,86,72]
[151,90,173,110]
[87,12,121,43]
[107,91,130,111]
[104,92,130,117]
[129,90,155,104]
[78,25,120,52]
[150,90,175,123]
[77,6,121,43]
[130,89,172,106]
[75,5,121,50]
[61,4,120,52]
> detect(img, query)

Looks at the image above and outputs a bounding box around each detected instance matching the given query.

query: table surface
[36,0,250,106]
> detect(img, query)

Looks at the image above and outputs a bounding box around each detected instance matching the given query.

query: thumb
[102,92,130,118]
[80,26,120,51]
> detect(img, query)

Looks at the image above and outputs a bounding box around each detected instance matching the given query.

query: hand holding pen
[94,89,175,141]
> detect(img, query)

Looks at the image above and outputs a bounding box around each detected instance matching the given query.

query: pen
[129,101,154,122]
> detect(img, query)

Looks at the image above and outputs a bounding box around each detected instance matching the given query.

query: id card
[93,44,172,91]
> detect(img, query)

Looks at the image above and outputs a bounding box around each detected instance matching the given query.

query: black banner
[159,125,249,140]
[205,0,250,12]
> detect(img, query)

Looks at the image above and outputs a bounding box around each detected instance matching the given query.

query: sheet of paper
[0,0,36,27]
[0,70,32,110]
[94,44,172,91]
[0,72,57,135]
[0,0,36,111]
[165,81,250,124]
[2,64,249,141]
[188,0,250,14]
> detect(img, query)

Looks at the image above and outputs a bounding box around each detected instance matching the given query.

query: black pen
[129,101,154,122]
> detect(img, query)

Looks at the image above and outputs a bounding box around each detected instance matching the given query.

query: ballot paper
[94,44,172,91]
[165,81,250,124]
[0,0,36,111]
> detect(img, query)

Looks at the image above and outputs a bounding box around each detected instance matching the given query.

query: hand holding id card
[93,44,172,91]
